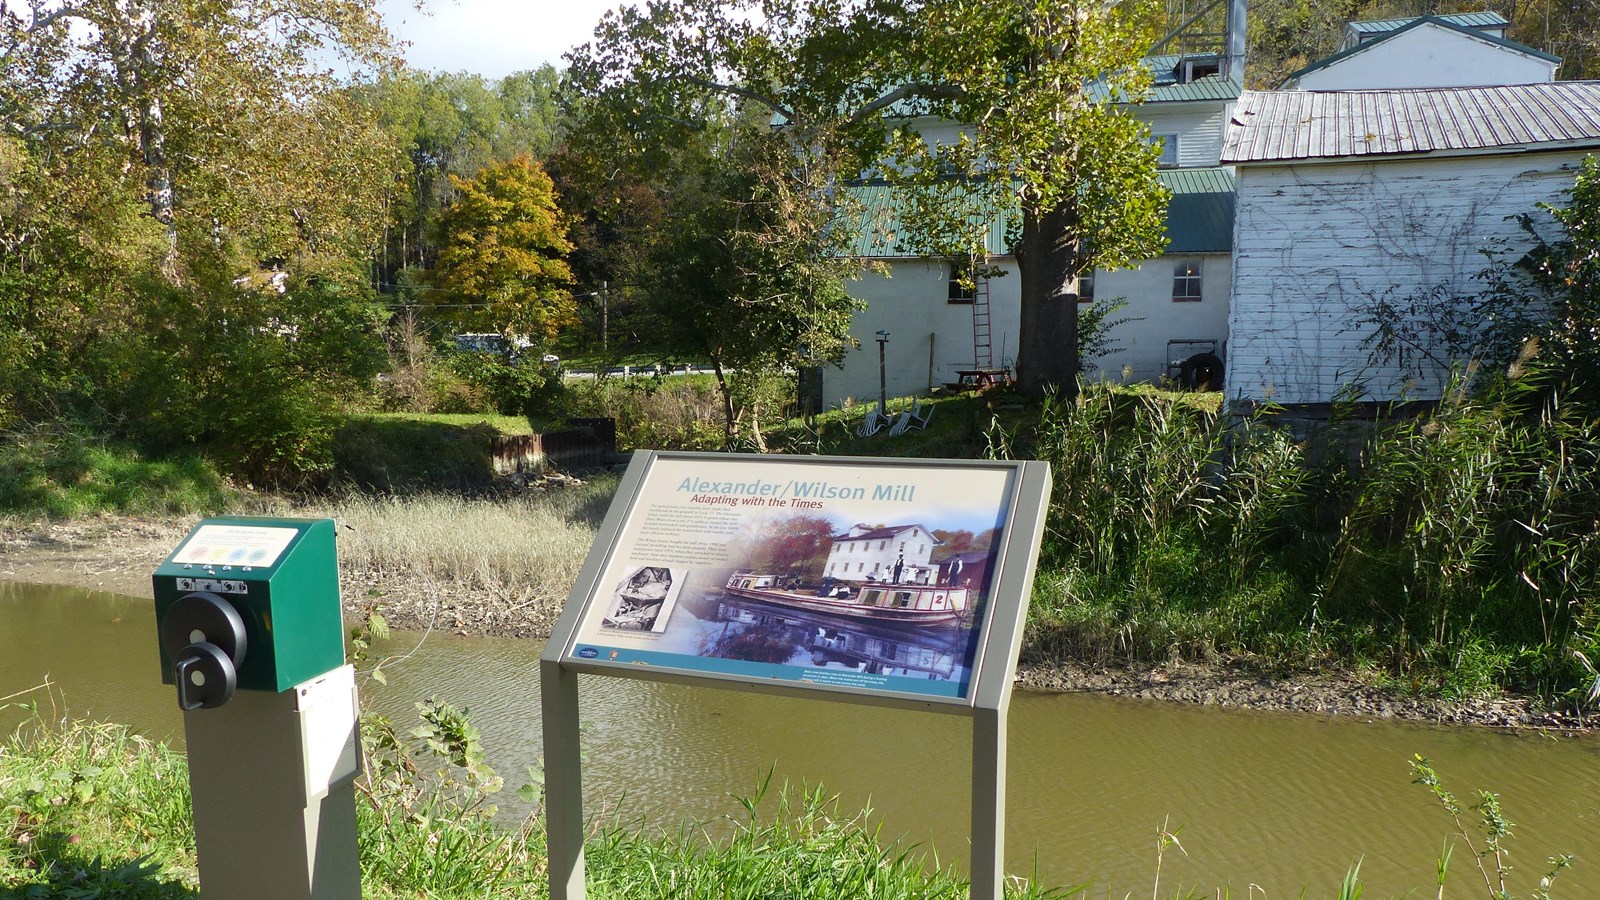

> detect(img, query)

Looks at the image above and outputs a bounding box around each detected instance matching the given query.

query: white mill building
[825,524,941,584]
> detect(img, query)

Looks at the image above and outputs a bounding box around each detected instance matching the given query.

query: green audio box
[152,517,344,707]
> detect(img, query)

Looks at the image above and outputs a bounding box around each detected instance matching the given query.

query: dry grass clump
[311,481,613,603]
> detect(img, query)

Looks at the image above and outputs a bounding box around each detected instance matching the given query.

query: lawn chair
[887,410,915,437]
[855,402,889,437]
[907,402,934,431]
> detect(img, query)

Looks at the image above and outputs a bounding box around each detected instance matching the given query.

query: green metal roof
[1160,167,1234,253]
[842,167,1235,259]
[1349,12,1508,36]
[843,183,1014,258]
[1090,55,1242,105]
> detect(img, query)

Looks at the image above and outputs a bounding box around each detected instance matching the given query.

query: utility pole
[601,281,609,356]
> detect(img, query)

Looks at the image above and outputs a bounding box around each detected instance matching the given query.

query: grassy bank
[0,712,1076,899]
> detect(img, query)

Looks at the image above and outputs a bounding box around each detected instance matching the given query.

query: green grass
[0,424,233,518]
[348,411,535,435]
[0,713,1080,899]
[332,415,509,492]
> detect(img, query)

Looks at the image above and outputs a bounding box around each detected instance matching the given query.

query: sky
[376,0,631,79]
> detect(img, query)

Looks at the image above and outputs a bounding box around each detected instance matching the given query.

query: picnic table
[953,368,1012,390]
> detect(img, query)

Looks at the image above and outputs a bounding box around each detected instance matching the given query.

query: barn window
[1173,260,1203,302]
[1152,133,1179,168]
[1078,269,1095,304]
[948,261,975,304]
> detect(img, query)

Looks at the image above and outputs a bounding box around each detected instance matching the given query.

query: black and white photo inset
[600,565,684,633]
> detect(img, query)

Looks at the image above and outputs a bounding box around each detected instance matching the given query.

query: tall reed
[1009,376,1599,697]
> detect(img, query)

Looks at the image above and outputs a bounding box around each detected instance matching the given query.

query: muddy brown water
[3,582,1597,897]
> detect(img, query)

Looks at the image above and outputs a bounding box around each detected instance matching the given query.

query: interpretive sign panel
[558,452,1028,705]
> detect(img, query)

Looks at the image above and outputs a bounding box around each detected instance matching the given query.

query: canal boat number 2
[540,450,1052,900]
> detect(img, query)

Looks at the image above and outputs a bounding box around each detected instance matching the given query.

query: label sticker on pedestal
[171,525,299,567]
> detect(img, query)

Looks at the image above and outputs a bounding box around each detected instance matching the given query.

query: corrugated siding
[1224,83,1600,163]
[1225,153,1583,404]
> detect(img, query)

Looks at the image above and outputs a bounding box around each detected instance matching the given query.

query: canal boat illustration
[722,572,971,627]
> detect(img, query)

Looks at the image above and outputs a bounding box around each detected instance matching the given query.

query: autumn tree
[358,65,565,285]
[0,0,399,481]
[566,0,1169,397]
[751,514,839,578]
[430,153,575,342]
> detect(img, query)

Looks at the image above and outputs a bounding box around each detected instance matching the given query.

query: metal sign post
[539,451,1051,900]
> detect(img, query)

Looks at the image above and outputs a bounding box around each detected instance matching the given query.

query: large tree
[0,0,398,480]
[566,0,1169,396]
[0,0,398,277]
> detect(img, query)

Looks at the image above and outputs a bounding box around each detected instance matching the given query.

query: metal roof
[842,167,1234,258]
[1223,82,1600,164]
[1290,15,1561,83]
[1349,12,1508,36]
[844,183,1014,258]
[1094,55,1242,104]
[1160,167,1234,253]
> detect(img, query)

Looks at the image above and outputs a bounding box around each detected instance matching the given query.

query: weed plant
[0,704,197,897]
[561,373,729,451]
[586,776,1077,900]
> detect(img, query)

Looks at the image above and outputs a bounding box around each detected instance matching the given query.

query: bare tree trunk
[124,3,179,277]
[1014,202,1082,399]
[712,357,740,448]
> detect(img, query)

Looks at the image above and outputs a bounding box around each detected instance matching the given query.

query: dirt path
[2,515,1586,732]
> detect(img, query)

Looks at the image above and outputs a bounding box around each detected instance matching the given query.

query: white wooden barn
[1283,13,1560,91]
[1221,82,1600,406]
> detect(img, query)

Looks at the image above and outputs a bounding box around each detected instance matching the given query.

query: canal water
[3,582,1596,897]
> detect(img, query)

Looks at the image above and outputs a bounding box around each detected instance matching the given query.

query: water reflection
[693,595,970,681]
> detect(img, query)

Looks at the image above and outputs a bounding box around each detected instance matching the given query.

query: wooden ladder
[971,276,993,369]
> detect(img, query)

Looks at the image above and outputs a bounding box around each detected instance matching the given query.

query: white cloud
[377,0,631,79]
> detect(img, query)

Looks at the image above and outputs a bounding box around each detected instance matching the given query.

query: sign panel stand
[540,451,1051,900]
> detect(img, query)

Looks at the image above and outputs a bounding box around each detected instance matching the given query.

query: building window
[1173,260,1203,302]
[1180,56,1221,83]
[1153,133,1179,168]
[947,261,975,304]
[1078,269,1095,304]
